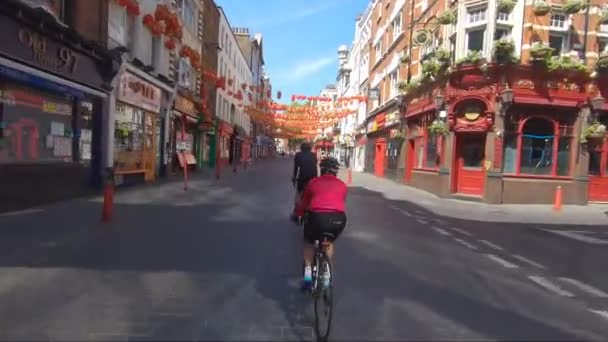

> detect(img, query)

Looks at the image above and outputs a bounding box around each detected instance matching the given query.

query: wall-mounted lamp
[434,94,445,110]
[588,96,606,123]
[499,87,514,116]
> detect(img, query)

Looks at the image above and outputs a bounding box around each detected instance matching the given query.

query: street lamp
[434,94,445,109]
[589,96,606,123]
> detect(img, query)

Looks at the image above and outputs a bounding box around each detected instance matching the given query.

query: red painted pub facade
[366,64,608,204]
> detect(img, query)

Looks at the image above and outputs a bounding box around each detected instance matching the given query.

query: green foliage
[436,10,456,25]
[533,0,551,16]
[456,50,485,66]
[546,55,588,74]
[562,0,584,14]
[580,122,607,143]
[428,120,450,135]
[597,53,608,71]
[493,39,518,64]
[497,0,516,13]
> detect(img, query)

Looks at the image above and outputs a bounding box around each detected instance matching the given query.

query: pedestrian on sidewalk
[291,142,318,221]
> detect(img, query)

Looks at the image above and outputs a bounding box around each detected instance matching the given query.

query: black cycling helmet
[300,142,312,151]
[320,157,340,175]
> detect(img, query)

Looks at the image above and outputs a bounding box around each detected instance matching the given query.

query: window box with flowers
[533,0,551,16]
[455,50,485,68]
[497,0,517,13]
[581,122,607,143]
[436,11,456,25]
[546,55,589,78]
[561,0,584,14]
[398,78,421,93]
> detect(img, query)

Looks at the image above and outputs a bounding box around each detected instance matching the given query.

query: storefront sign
[0,15,105,89]
[514,79,582,92]
[117,72,161,113]
[174,95,197,116]
[385,111,400,126]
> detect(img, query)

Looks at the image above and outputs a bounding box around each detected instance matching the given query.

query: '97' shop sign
[117,72,161,113]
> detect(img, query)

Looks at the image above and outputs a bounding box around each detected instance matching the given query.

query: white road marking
[478,239,504,251]
[451,227,473,237]
[0,208,44,217]
[431,226,452,236]
[589,309,608,320]
[559,278,608,298]
[527,275,575,297]
[486,254,519,269]
[434,218,447,225]
[453,238,478,250]
[417,219,428,224]
[511,254,546,269]
[397,208,412,217]
[540,229,608,245]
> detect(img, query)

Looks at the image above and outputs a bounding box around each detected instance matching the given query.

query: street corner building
[357,0,608,205]
[0,0,119,212]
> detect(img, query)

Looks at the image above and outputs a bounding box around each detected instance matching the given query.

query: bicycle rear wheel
[313,254,333,341]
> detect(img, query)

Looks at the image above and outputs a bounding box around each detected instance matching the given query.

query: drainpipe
[103,53,128,172]
[581,3,591,65]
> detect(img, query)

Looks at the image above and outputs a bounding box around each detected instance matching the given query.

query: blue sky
[215,0,369,103]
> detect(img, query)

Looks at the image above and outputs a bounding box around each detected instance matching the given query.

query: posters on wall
[53,136,72,157]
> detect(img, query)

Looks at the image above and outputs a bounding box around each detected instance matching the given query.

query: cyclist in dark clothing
[291,142,318,218]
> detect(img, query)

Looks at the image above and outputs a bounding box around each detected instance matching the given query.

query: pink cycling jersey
[296,174,347,216]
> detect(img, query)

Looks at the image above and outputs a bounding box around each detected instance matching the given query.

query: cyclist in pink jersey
[296,157,347,286]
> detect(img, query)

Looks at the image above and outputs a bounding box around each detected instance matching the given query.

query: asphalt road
[0,158,607,341]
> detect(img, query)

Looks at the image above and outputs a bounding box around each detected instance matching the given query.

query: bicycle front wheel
[313,255,333,341]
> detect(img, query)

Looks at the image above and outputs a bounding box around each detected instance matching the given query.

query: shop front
[0,3,116,212]
[113,72,162,184]
[217,120,233,169]
[353,128,367,172]
[169,94,198,174]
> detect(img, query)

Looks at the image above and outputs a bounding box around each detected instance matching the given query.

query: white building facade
[217,8,252,136]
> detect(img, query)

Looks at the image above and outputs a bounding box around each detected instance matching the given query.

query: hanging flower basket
[400,54,411,64]
[533,1,551,16]
[428,120,450,135]
[562,0,584,14]
[497,0,516,13]
[580,122,607,143]
[546,55,589,77]
[435,48,451,64]
[493,39,517,64]
[529,42,553,61]
[597,53,608,72]
[601,9,608,25]
[436,10,456,25]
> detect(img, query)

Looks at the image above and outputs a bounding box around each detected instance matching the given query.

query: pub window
[466,29,485,52]
[503,116,573,177]
[0,83,75,165]
[425,133,439,169]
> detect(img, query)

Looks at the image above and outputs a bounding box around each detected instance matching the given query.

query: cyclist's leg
[302,214,318,283]
[319,212,347,260]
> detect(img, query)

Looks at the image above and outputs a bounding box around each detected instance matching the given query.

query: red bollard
[101,168,115,223]
[553,185,563,211]
[347,168,352,184]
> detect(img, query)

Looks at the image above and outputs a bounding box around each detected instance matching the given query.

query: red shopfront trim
[514,97,580,108]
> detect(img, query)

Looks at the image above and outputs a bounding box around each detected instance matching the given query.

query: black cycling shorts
[303,211,347,244]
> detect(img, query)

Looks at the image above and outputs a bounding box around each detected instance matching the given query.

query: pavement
[0,158,607,341]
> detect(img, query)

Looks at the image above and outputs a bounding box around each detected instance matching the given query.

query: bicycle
[299,216,334,342]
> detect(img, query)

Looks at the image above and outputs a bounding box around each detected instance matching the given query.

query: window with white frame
[389,69,398,98]
[108,1,127,47]
[179,59,194,90]
[601,24,608,33]
[549,34,566,56]
[550,14,567,30]
[392,12,402,40]
[375,41,382,62]
[497,11,510,22]
[467,8,487,25]
[600,39,608,53]
[176,0,196,32]
[467,29,485,52]
[494,26,512,40]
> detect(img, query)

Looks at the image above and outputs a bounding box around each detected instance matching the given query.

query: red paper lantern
[142,14,155,28]
[164,39,176,50]
[126,0,140,16]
